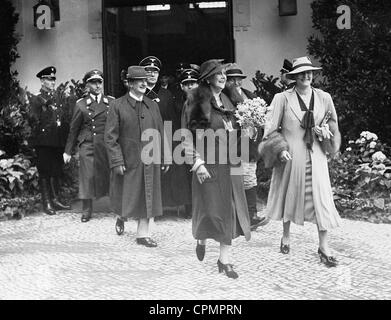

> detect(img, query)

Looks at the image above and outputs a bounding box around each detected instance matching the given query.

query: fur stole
[258,130,289,168]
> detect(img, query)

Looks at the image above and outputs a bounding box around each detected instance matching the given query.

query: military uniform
[140,56,192,212]
[29,66,71,215]
[64,69,114,222]
[64,93,114,199]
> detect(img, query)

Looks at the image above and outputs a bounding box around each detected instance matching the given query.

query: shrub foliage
[308,0,391,145]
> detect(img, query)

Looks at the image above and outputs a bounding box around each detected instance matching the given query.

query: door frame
[102,0,235,95]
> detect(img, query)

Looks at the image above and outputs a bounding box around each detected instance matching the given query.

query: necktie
[296,91,315,150]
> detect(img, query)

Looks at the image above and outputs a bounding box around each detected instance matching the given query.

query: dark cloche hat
[280,59,293,74]
[198,59,231,82]
[139,56,162,71]
[180,69,199,84]
[126,66,148,80]
[84,69,103,83]
[36,66,56,80]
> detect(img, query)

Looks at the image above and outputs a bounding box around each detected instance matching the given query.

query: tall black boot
[39,178,56,215]
[81,199,92,222]
[50,177,71,210]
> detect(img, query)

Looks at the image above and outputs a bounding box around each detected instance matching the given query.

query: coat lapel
[93,96,110,117]
[312,89,325,125]
[283,88,304,124]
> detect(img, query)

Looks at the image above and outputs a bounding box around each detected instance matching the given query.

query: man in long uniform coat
[63,70,114,222]
[105,66,170,247]
[139,56,192,216]
[29,66,71,215]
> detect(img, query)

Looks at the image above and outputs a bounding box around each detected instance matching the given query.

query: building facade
[12,0,316,95]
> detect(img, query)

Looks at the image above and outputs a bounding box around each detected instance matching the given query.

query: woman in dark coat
[64,70,114,222]
[182,59,251,279]
[104,66,169,247]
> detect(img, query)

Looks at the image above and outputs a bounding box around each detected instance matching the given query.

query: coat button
[92,126,95,129]
[92,119,94,122]
[42,129,45,132]
[93,133,96,136]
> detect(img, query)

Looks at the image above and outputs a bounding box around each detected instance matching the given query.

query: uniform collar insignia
[103,97,109,104]
[153,97,160,103]
[86,98,92,105]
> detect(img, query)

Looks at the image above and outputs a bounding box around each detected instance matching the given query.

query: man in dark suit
[139,56,192,217]
[29,66,71,215]
[63,70,115,222]
[105,66,170,246]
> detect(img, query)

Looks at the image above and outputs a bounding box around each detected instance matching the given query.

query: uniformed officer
[139,56,192,217]
[63,70,115,222]
[29,66,71,215]
[178,68,199,134]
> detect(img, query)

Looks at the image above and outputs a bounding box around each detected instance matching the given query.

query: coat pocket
[121,138,141,170]
[203,164,218,183]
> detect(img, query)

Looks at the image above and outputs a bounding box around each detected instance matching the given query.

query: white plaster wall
[233,0,317,90]
[12,0,103,94]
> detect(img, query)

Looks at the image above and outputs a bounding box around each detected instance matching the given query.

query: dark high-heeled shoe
[217,260,238,279]
[318,248,338,267]
[280,238,290,254]
[196,241,206,261]
[115,217,125,235]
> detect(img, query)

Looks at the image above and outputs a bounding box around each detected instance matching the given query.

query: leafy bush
[330,131,391,221]
[0,0,19,105]
[0,150,39,198]
[0,79,86,219]
[252,71,282,105]
[0,196,40,221]
[308,0,391,145]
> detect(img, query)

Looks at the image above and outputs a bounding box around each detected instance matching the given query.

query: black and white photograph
[0,0,391,306]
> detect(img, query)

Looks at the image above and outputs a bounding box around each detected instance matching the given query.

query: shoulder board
[76,97,84,103]
[106,95,115,100]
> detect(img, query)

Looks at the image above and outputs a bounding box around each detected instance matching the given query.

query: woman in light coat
[264,56,342,267]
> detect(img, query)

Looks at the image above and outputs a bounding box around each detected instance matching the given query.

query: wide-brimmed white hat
[285,56,322,79]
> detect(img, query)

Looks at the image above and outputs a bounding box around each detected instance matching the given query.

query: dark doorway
[103,1,234,97]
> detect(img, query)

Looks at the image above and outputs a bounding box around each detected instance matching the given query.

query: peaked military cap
[84,69,103,83]
[176,62,191,72]
[180,69,199,84]
[126,66,148,79]
[36,66,56,80]
[280,59,293,73]
[139,56,162,71]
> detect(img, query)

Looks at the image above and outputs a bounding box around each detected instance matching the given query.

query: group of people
[29,54,342,279]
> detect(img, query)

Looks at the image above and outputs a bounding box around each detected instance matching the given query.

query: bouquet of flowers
[234,97,271,129]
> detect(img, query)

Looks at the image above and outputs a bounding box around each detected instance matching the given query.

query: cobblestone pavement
[1,205,391,300]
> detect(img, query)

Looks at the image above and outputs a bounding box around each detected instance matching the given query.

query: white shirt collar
[128,91,143,102]
[90,93,102,103]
